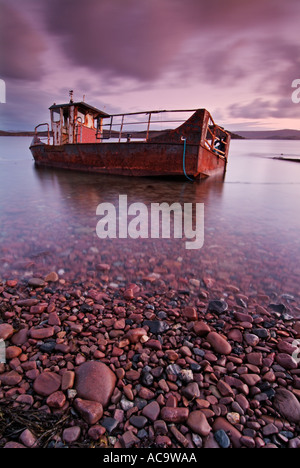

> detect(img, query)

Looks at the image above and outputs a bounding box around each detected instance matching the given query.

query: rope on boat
[182,137,194,182]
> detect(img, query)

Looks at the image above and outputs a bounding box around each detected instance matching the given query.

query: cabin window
[63,110,69,127]
[52,110,60,123]
[77,111,85,125]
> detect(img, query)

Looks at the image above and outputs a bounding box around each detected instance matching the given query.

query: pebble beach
[0,268,299,449]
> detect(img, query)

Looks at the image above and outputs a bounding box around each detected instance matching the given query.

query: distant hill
[233,129,300,140]
[0,130,50,137]
[1,129,299,140]
[228,131,245,140]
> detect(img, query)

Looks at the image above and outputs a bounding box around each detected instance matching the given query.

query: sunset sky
[0,0,300,131]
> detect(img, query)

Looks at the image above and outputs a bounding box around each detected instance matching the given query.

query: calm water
[0,137,300,312]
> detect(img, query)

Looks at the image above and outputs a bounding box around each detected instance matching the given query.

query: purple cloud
[0,2,46,80]
[1,0,300,130]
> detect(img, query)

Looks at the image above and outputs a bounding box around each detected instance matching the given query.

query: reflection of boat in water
[30,91,230,180]
[33,163,226,213]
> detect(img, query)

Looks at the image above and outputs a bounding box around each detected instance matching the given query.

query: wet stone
[28,278,45,288]
[143,320,169,334]
[62,426,81,444]
[160,407,189,423]
[214,429,231,448]
[213,417,242,448]
[193,321,211,336]
[75,361,116,407]
[207,300,228,315]
[120,431,140,448]
[252,328,269,339]
[74,398,103,425]
[33,372,61,397]
[166,364,182,376]
[268,303,286,314]
[276,353,298,370]
[0,370,22,386]
[142,401,160,422]
[0,323,14,340]
[187,411,212,437]
[206,332,232,355]
[273,388,300,424]
[129,415,148,429]
[39,341,56,353]
[101,417,119,433]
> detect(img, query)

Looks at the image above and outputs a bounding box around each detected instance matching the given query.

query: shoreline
[0,276,299,448]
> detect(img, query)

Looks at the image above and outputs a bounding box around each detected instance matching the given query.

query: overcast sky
[0,0,300,131]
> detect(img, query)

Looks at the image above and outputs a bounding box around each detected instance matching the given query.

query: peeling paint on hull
[30,141,226,179]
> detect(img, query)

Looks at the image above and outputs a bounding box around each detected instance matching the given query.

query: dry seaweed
[0,401,71,448]
[0,400,113,448]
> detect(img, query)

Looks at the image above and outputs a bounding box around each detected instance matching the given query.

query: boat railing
[34,123,50,145]
[101,109,199,142]
[204,115,228,159]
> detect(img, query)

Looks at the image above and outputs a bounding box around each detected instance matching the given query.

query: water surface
[0,137,299,314]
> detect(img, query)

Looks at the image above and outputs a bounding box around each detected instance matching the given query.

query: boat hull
[30,141,226,179]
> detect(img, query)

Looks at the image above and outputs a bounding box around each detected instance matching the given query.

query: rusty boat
[30,92,230,180]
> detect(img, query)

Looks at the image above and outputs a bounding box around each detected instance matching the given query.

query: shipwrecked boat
[30,91,230,180]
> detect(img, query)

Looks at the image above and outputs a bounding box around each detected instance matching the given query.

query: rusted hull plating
[31,141,227,179]
[30,109,229,179]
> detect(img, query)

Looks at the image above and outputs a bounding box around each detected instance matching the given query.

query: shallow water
[0,137,300,313]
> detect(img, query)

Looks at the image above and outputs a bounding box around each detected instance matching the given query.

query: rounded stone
[142,401,160,422]
[28,278,45,288]
[214,429,231,448]
[46,391,66,409]
[206,332,232,355]
[74,398,103,425]
[183,306,198,321]
[0,370,22,386]
[6,346,22,359]
[273,388,300,424]
[19,429,38,448]
[75,361,116,407]
[193,321,211,336]
[207,300,228,315]
[30,327,54,340]
[33,372,61,397]
[11,328,28,346]
[4,442,26,448]
[160,407,189,423]
[187,411,212,437]
[244,333,260,347]
[0,323,14,340]
[213,417,242,448]
[62,426,81,444]
[276,353,298,370]
[124,328,147,344]
[45,272,59,282]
